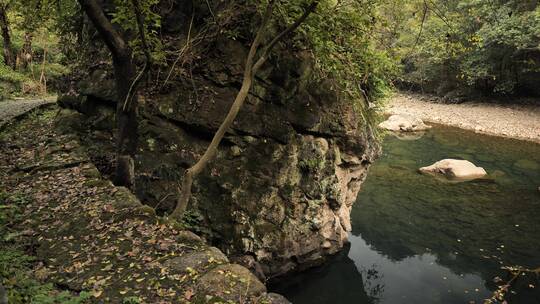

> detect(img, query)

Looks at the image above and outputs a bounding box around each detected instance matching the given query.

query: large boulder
[58,3,380,279]
[129,41,380,277]
[379,114,431,132]
[135,97,377,277]
[419,159,487,180]
[194,264,267,302]
[60,48,379,278]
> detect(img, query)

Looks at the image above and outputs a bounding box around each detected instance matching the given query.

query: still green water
[273,125,540,304]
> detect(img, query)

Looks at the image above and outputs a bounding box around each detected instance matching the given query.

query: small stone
[230,146,242,157]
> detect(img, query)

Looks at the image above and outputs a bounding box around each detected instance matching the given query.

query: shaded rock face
[133,47,378,276]
[61,4,379,278]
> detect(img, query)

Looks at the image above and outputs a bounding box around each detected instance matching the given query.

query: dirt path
[386,93,540,143]
[0,106,284,303]
[0,97,57,128]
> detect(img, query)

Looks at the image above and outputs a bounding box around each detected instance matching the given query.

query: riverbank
[386,93,540,143]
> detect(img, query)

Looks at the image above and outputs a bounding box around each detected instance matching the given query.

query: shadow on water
[268,243,383,304]
[272,125,540,304]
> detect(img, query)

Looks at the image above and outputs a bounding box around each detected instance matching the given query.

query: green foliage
[121,296,141,304]
[0,191,91,304]
[275,0,396,99]
[111,0,165,62]
[383,0,540,96]
[180,209,206,234]
[0,191,28,236]
[0,0,72,99]
[0,62,28,83]
[267,0,396,138]
[299,157,323,172]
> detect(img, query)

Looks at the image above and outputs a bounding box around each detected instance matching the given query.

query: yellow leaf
[92,290,103,298]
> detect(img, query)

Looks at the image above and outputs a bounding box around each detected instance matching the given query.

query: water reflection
[348,235,490,303]
[270,243,383,304]
[389,130,427,141]
[274,125,540,304]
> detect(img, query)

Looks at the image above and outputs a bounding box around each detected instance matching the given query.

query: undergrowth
[0,191,91,304]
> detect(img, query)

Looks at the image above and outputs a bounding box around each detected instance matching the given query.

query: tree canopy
[380,0,540,97]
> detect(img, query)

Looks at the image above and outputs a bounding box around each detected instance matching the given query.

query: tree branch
[252,0,320,75]
[170,0,277,219]
[122,0,153,112]
[171,0,319,219]
[77,0,129,59]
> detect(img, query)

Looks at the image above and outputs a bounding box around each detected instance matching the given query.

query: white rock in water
[419,159,487,180]
[379,114,431,132]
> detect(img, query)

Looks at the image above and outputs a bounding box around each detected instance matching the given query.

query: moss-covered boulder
[57,0,380,278]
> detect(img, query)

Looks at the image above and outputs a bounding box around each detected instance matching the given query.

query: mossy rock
[163,246,228,274]
[257,293,291,304]
[175,230,203,244]
[54,108,86,133]
[81,165,102,179]
[83,179,110,188]
[112,187,143,208]
[194,264,266,302]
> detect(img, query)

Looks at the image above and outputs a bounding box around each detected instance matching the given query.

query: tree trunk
[39,43,48,94]
[20,32,33,70]
[0,4,15,69]
[113,55,138,188]
[78,0,138,189]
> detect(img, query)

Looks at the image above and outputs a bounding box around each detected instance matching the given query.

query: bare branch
[77,0,129,59]
[171,0,320,219]
[122,0,152,112]
[253,0,320,75]
[163,12,194,87]
[406,1,428,58]
[170,0,277,219]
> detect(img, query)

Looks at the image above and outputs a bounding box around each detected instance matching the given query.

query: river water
[273,125,540,304]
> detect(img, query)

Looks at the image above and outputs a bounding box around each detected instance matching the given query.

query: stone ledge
[0,106,289,303]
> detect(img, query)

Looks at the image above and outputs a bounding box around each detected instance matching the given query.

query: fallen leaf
[184,289,194,300]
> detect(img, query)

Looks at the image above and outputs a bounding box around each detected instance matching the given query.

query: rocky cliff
[58,1,380,279]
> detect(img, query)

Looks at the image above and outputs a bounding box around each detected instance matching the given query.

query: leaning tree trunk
[171,0,320,219]
[0,4,16,69]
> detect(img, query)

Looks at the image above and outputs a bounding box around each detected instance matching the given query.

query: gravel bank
[386,93,540,143]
